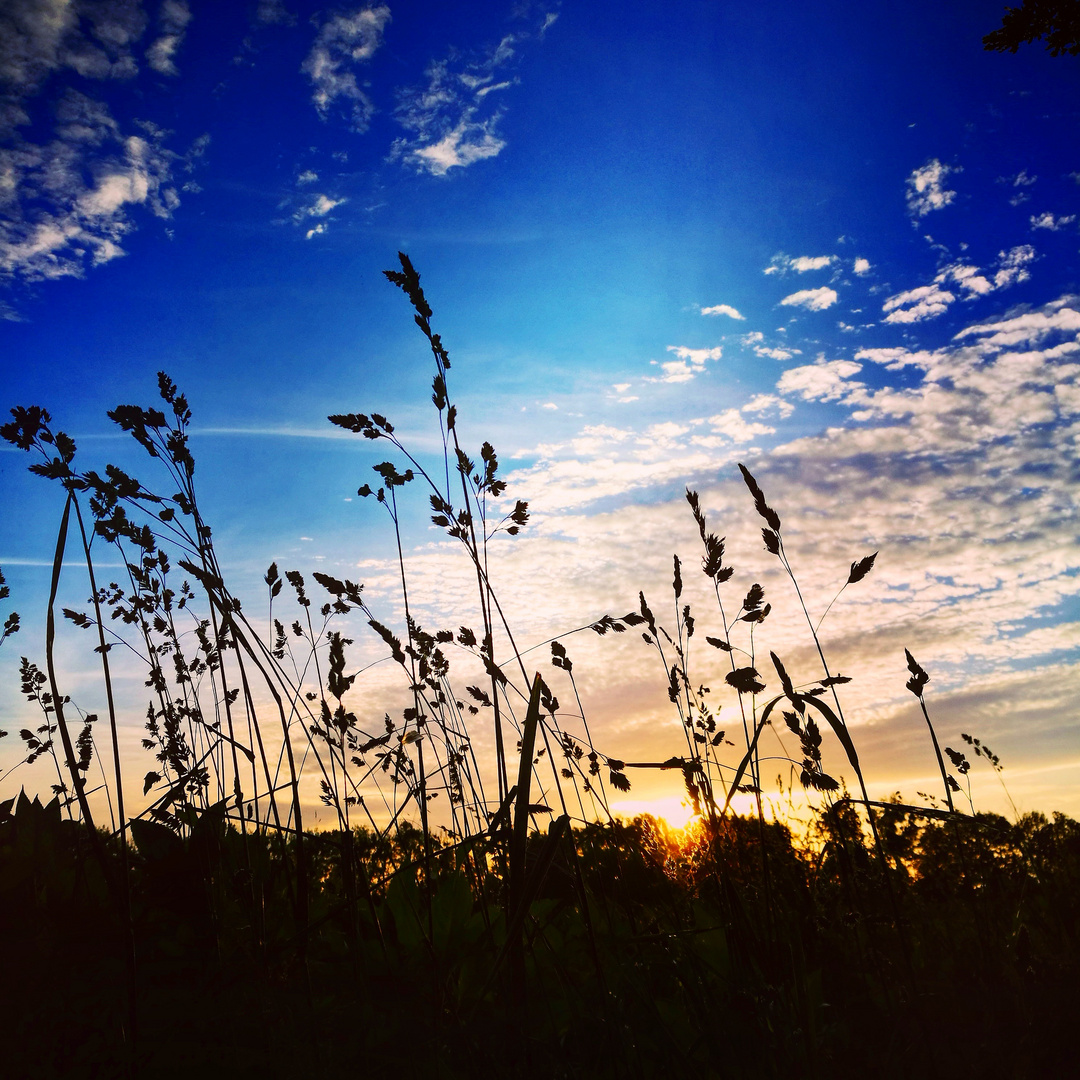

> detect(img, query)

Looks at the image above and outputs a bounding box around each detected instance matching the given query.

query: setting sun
[611,795,700,832]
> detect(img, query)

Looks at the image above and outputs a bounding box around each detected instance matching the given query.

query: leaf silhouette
[905,648,929,696]
[738,463,781,532]
[726,666,766,694]
[848,552,878,584]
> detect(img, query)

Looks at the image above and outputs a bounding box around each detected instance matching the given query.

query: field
[1,257,1077,1079]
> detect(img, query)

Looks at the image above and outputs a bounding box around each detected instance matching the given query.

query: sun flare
[611,795,700,832]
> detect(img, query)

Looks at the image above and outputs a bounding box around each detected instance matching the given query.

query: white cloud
[937,262,993,298]
[146,0,191,77]
[882,283,955,323]
[293,193,345,232]
[853,257,871,275]
[667,345,723,364]
[0,90,182,282]
[297,194,343,218]
[790,255,835,272]
[391,35,521,176]
[906,158,959,217]
[698,409,775,444]
[779,287,838,311]
[297,169,318,184]
[644,421,688,443]
[742,393,795,419]
[882,246,1037,324]
[777,358,863,401]
[0,8,216,296]
[302,5,391,132]
[651,344,722,383]
[407,118,506,175]
[1000,171,1036,206]
[765,253,836,275]
[993,244,1035,288]
[700,303,744,319]
[754,345,797,361]
[953,298,1080,347]
[854,346,926,370]
[0,0,148,138]
[1030,211,1076,231]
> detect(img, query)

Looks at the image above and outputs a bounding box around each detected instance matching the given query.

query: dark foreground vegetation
[2,794,1078,1079]
[1,256,1076,1077]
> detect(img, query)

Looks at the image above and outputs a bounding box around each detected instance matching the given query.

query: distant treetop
[984,0,1080,57]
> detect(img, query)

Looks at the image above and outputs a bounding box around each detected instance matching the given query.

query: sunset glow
[611,796,701,833]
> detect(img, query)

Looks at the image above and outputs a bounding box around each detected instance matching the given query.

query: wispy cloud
[779,286,838,311]
[700,303,744,319]
[937,262,994,297]
[1004,169,1037,187]
[0,3,209,290]
[295,193,345,219]
[146,0,191,77]
[1000,169,1037,205]
[789,255,835,272]
[293,192,346,238]
[0,91,185,282]
[302,5,391,132]
[739,331,799,361]
[254,0,296,27]
[609,382,638,403]
[906,158,959,217]
[390,35,519,176]
[0,0,147,128]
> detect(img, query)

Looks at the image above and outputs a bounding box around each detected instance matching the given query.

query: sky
[1,0,1078,827]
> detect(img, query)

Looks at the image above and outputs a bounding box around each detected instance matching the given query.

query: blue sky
[1,0,1079,824]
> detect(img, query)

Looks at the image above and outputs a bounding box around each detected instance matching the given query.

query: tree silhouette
[983,0,1080,56]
